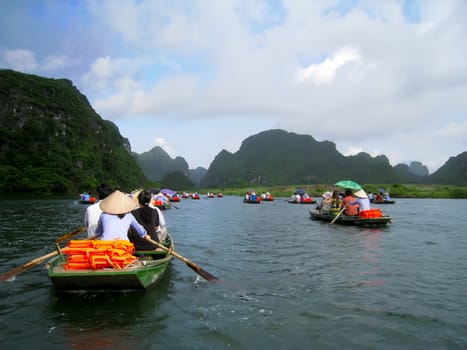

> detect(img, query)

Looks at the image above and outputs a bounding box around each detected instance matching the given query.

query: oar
[146,238,218,281]
[330,205,347,224]
[0,226,86,282]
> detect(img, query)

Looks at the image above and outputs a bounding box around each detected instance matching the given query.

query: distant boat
[309,209,392,227]
[244,197,261,204]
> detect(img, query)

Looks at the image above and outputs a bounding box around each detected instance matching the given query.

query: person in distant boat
[84,184,114,238]
[341,189,359,216]
[330,191,342,215]
[128,190,161,250]
[149,199,168,241]
[318,191,332,213]
[94,190,150,241]
[244,192,250,201]
[352,190,371,212]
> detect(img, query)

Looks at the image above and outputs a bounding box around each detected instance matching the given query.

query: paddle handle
[330,205,347,224]
[22,251,59,268]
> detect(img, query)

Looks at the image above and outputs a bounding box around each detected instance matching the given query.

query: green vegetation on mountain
[200,130,420,187]
[1,70,465,196]
[0,69,152,194]
[133,146,204,187]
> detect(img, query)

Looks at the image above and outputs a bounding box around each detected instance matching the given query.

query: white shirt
[84,200,103,238]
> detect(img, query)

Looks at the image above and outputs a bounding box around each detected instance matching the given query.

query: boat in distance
[309,209,392,227]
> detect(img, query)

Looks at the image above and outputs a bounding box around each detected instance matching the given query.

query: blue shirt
[95,213,146,241]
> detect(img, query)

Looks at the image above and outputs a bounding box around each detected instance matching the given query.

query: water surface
[0,196,466,349]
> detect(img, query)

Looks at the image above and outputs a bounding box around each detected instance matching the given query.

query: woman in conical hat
[95,190,150,241]
[352,189,371,212]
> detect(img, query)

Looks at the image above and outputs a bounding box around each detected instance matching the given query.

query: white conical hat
[99,190,137,214]
[353,189,368,198]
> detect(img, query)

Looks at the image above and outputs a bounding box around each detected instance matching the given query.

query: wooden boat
[169,195,180,202]
[153,199,171,210]
[47,236,173,291]
[78,199,96,204]
[217,193,224,198]
[370,198,396,204]
[309,209,392,227]
[288,197,316,204]
[244,197,261,204]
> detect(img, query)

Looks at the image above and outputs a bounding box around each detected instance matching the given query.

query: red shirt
[341,195,359,215]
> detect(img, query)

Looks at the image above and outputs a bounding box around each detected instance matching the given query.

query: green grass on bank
[193,184,467,199]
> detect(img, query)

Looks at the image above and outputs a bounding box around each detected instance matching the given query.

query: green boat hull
[47,252,172,291]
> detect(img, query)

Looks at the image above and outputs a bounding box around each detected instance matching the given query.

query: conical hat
[353,189,368,198]
[99,190,137,214]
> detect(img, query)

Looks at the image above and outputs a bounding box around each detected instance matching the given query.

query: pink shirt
[342,195,359,216]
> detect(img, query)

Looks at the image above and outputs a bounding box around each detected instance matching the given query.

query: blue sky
[1,0,466,173]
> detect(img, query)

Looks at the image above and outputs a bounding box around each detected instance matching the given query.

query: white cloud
[42,55,80,71]
[296,47,362,84]
[2,49,37,71]
[3,0,465,172]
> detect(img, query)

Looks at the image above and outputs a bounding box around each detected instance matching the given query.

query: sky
[1,0,466,173]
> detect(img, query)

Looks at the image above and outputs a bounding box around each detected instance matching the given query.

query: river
[0,195,466,349]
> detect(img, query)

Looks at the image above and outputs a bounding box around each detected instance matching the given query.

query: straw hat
[321,191,332,199]
[353,189,368,199]
[99,190,137,214]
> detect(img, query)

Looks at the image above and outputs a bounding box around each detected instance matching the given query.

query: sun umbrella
[160,188,176,196]
[334,180,363,191]
[378,188,389,195]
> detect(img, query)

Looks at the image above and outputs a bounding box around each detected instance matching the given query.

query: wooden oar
[146,238,218,281]
[0,226,86,282]
[330,205,347,224]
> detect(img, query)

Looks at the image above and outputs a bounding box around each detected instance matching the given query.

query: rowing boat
[309,209,392,227]
[370,198,396,204]
[47,235,173,291]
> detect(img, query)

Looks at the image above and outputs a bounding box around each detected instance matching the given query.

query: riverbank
[196,184,467,199]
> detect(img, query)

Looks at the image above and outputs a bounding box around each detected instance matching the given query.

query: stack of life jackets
[62,240,136,270]
[358,208,383,218]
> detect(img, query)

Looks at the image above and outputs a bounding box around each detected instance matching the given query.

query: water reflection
[45,269,173,349]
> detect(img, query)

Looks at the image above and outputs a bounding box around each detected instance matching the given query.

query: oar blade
[186,263,218,281]
[0,266,24,282]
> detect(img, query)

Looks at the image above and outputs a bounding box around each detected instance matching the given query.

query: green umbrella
[334,180,363,191]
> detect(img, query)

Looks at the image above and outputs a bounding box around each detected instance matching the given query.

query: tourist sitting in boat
[330,191,342,215]
[85,183,114,238]
[352,190,371,212]
[149,198,168,241]
[95,190,151,242]
[317,191,332,213]
[128,190,161,251]
[341,190,359,216]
